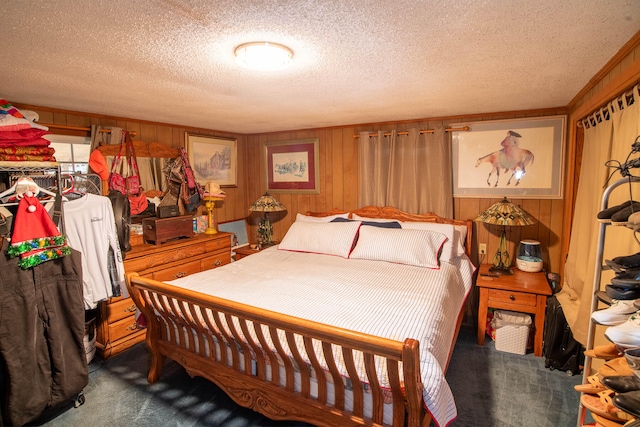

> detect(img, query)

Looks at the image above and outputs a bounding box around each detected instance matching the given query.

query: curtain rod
[576,84,637,128]
[353,126,470,138]
[40,123,138,136]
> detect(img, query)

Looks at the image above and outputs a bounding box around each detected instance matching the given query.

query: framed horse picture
[451,116,566,199]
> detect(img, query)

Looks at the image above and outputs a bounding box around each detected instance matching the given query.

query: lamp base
[489,265,514,275]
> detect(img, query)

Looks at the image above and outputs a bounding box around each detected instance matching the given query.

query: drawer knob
[126,304,137,312]
[126,323,137,331]
[174,271,187,278]
[214,259,222,267]
[509,295,515,301]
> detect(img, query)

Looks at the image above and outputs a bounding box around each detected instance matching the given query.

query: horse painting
[475,130,535,187]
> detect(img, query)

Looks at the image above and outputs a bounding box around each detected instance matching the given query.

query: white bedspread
[170,246,475,426]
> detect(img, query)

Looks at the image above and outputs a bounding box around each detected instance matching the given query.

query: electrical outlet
[479,243,487,255]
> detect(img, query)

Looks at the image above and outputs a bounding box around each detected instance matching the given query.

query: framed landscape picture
[263,138,320,194]
[451,116,566,199]
[186,133,237,187]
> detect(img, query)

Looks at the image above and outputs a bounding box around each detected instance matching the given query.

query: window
[45,134,91,174]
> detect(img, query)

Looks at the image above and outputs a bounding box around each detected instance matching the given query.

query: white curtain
[558,85,640,345]
[358,127,453,216]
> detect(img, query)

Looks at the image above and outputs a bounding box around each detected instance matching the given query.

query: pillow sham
[330,217,401,228]
[349,226,447,268]
[399,221,459,262]
[295,212,350,223]
[279,220,361,258]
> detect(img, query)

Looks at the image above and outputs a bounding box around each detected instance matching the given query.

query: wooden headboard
[306,206,473,258]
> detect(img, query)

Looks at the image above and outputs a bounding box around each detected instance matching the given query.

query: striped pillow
[349,225,447,268]
[279,221,361,258]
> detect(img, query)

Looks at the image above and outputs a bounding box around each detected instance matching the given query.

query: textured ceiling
[1,1,639,134]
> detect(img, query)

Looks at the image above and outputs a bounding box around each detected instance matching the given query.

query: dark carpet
[30,327,585,427]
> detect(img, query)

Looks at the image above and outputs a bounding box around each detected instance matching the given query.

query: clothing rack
[39,123,137,136]
[353,125,470,138]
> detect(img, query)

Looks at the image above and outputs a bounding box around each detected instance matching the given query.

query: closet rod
[576,84,637,128]
[40,123,137,136]
[353,126,470,139]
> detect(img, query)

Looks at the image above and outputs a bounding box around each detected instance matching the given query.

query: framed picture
[263,138,320,194]
[451,115,566,199]
[186,133,237,187]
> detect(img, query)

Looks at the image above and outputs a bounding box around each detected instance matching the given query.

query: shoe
[611,203,640,225]
[581,393,634,422]
[613,277,640,290]
[627,211,640,230]
[624,347,640,371]
[585,343,624,360]
[592,300,640,325]
[616,268,640,280]
[598,200,635,222]
[600,357,635,377]
[607,285,640,301]
[613,390,640,418]
[602,375,640,393]
[598,290,616,305]
[606,314,640,348]
[613,253,640,270]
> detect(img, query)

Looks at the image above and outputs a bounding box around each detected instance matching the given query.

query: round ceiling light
[234,42,293,71]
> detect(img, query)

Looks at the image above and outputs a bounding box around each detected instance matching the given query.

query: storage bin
[491,310,532,355]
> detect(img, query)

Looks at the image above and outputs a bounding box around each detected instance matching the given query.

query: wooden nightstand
[234,242,279,260]
[476,264,552,356]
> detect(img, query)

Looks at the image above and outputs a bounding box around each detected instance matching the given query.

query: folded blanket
[0,128,50,140]
[0,154,56,162]
[0,146,55,156]
[0,138,52,148]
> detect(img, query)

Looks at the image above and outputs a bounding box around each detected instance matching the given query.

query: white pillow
[350,226,446,268]
[295,212,350,223]
[399,221,457,262]
[279,221,361,258]
[453,225,468,256]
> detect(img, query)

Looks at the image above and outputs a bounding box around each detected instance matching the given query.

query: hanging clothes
[0,238,87,426]
[62,193,125,309]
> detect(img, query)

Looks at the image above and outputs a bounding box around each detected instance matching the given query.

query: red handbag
[125,132,141,196]
[107,131,127,194]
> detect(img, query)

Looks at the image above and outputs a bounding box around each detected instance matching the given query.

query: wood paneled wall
[246,110,568,274]
[15,103,570,274]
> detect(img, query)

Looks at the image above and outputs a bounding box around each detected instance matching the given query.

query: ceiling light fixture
[234,42,293,71]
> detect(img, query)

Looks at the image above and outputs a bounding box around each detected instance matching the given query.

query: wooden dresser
[95,232,232,359]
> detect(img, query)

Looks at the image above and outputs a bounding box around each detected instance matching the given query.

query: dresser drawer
[204,235,232,253]
[108,315,142,342]
[487,289,537,307]
[200,251,231,271]
[106,297,139,323]
[151,259,202,281]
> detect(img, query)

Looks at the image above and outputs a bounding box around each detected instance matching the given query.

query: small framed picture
[263,138,320,194]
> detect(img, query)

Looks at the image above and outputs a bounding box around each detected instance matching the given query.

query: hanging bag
[178,148,202,212]
[125,132,142,196]
[107,131,127,194]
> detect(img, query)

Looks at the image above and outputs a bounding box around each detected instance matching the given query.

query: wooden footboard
[127,273,430,427]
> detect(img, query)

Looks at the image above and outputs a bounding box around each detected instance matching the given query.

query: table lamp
[474,197,536,275]
[248,192,286,245]
[202,182,226,234]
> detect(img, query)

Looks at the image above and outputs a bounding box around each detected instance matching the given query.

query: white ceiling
[1,1,639,134]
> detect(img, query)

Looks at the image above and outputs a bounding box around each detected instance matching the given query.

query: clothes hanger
[0,176,57,205]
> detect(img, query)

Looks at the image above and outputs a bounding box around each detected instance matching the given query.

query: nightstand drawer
[108,315,142,342]
[488,289,537,307]
[106,297,139,323]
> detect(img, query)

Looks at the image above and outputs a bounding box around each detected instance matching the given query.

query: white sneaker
[592,299,640,325]
[605,311,640,348]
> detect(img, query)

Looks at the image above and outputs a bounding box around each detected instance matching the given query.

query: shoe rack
[577,176,640,426]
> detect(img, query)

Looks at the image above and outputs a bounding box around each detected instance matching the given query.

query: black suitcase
[542,295,584,375]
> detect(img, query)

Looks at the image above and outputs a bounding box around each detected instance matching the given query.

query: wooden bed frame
[126,206,473,427]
